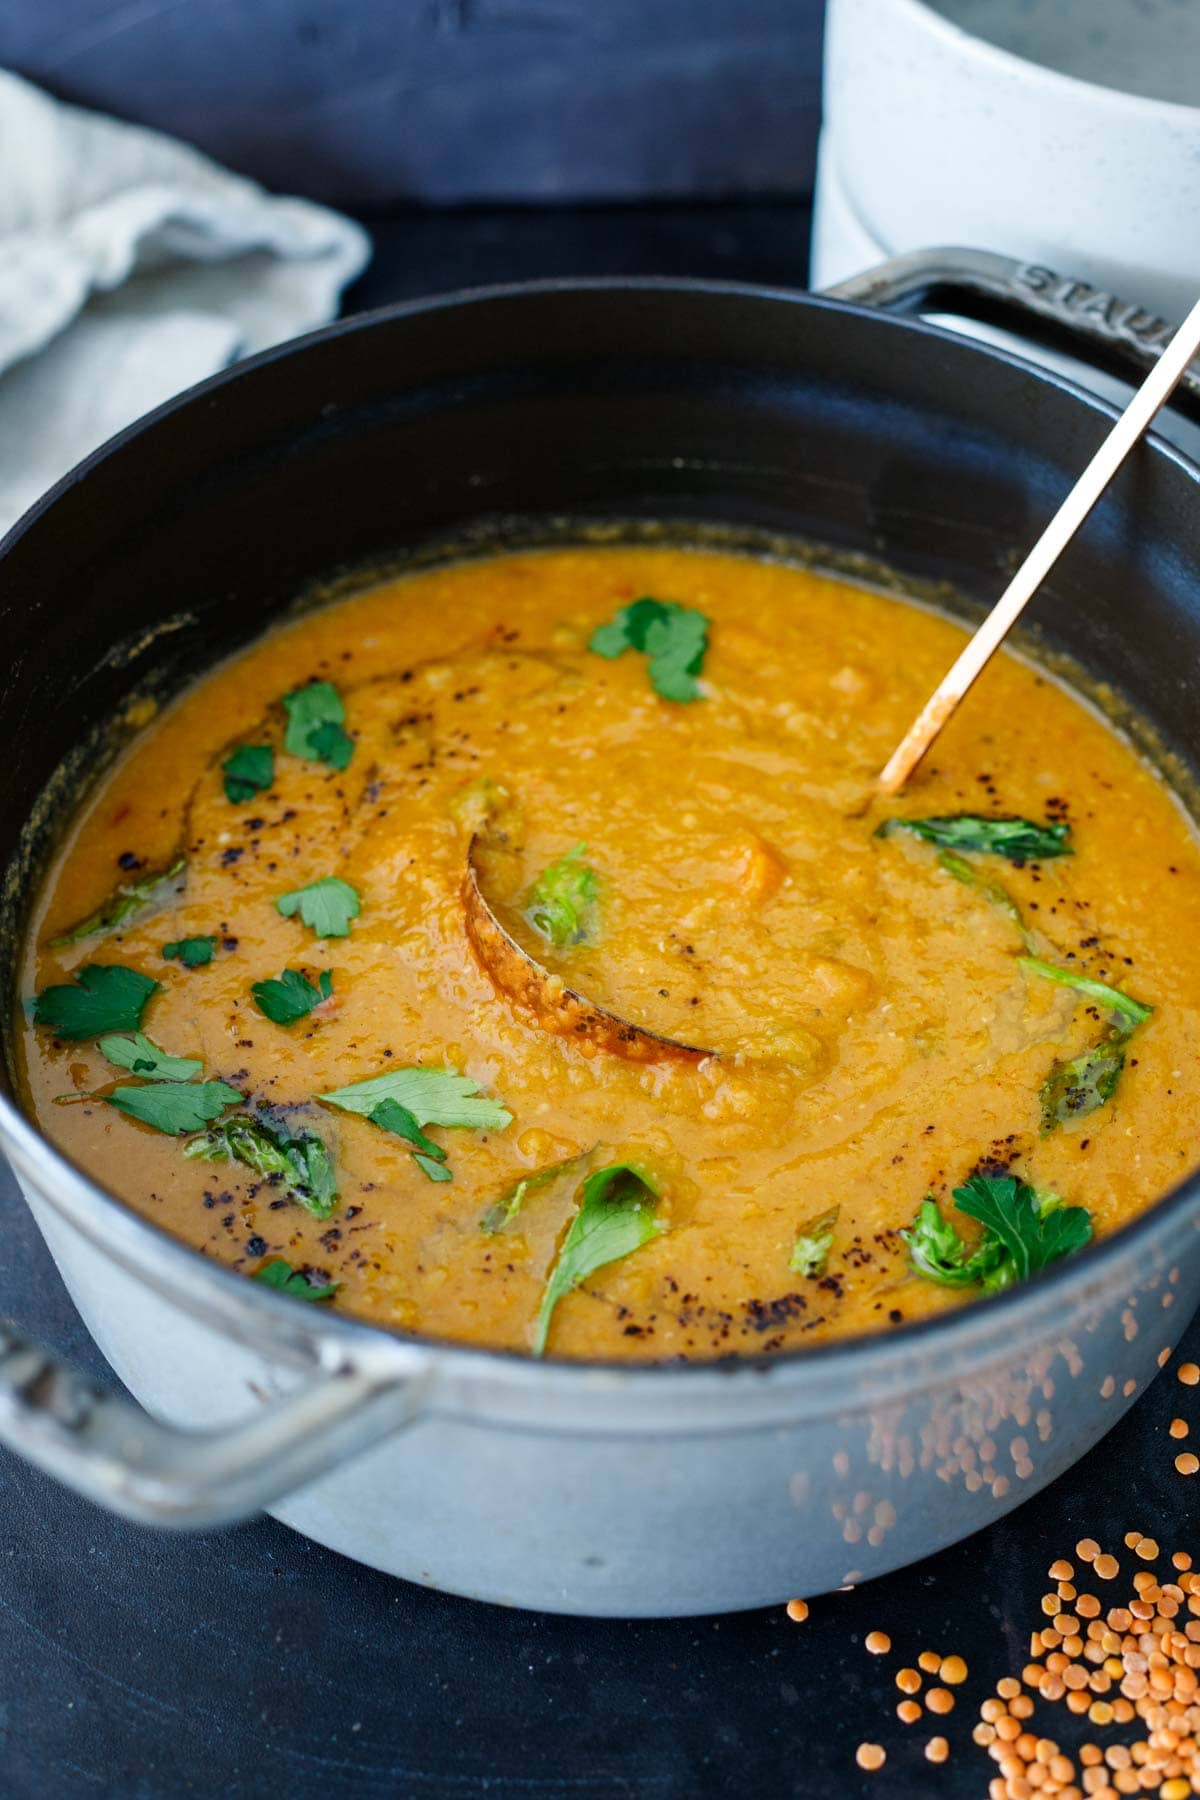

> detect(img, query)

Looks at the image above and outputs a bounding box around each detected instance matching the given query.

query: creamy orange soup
[18,546,1200,1359]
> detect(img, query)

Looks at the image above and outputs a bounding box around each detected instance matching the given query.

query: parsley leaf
[222,744,274,804]
[251,968,333,1025]
[185,1114,338,1217]
[525,844,599,947]
[50,857,186,948]
[589,596,710,702]
[162,935,216,968]
[319,1066,512,1132]
[253,1259,338,1301]
[276,876,361,939]
[99,1032,202,1082]
[368,1098,453,1183]
[33,964,160,1040]
[1039,1036,1127,1133]
[876,815,1072,862]
[789,1205,839,1277]
[904,1173,1091,1296]
[106,1079,243,1135]
[282,681,354,769]
[533,1163,664,1355]
[1018,955,1153,1032]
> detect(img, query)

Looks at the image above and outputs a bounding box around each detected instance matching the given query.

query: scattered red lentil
[1170,1418,1189,1439]
[785,1598,809,1623]
[865,1630,891,1655]
[896,1668,922,1695]
[1176,1452,1200,1476]
[1177,1362,1200,1385]
[1094,1554,1120,1580]
[926,1687,954,1715]
[918,1650,941,1674]
[1134,1536,1159,1559]
[925,1736,950,1763]
[1077,1538,1101,1563]
[940,1654,968,1684]
[896,1700,921,1725]
[855,1742,885,1772]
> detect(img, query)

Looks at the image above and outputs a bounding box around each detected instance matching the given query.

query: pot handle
[822,247,1200,421]
[0,1314,429,1528]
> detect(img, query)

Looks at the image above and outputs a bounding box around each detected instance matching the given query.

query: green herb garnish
[368,1098,453,1183]
[105,1079,243,1135]
[533,1163,664,1356]
[319,1066,512,1132]
[98,1032,202,1082]
[789,1205,839,1277]
[479,1154,589,1234]
[1018,955,1153,1032]
[222,745,274,805]
[33,964,160,1041]
[524,844,599,947]
[251,968,333,1025]
[282,681,354,769]
[253,1259,338,1301]
[276,876,361,939]
[184,1114,338,1218]
[590,596,710,702]
[876,815,1071,862]
[162,935,217,968]
[49,857,186,947]
[1039,1036,1128,1133]
[938,851,1033,947]
[903,1172,1091,1296]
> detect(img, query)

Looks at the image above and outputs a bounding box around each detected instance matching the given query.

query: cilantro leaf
[524,844,599,947]
[282,681,354,768]
[589,596,710,703]
[184,1113,338,1218]
[319,1066,512,1131]
[479,1154,588,1234]
[276,876,361,939]
[877,815,1072,862]
[222,744,274,805]
[789,1205,840,1277]
[106,1079,242,1135]
[49,857,186,948]
[533,1163,664,1355]
[253,1259,338,1301]
[953,1171,1092,1284]
[251,968,333,1025]
[904,1176,1091,1294]
[33,964,160,1041]
[367,1098,453,1182]
[98,1032,202,1082]
[307,719,354,770]
[162,935,216,968]
[1018,955,1153,1032]
[937,850,1033,947]
[1039,1036,1127,1133]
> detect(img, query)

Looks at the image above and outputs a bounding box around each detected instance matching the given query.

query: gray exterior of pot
[3,1095,1194,1617]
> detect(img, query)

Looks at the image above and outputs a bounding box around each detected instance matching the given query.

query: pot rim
[4,273,1199,1401]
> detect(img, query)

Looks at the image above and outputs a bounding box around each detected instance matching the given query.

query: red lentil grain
[1174,1453,1199,1476]
[925,1736,949,1764]
[785,1598,809,1623]
[1177,1363,1200,1385]
[865,1630,891,1655]
[926,1687,954,1715]
[855,1743,885,1772]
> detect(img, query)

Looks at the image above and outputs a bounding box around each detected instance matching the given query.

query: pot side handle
[0,1315,429,1529]
[822,247,1200,422]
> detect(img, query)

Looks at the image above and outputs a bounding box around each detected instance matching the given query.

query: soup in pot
[18,546,1200,1359]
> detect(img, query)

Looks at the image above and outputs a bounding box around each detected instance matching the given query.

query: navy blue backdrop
[0,0,826,207]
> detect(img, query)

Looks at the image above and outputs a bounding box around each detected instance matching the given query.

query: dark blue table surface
[2,204,1197,1800]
